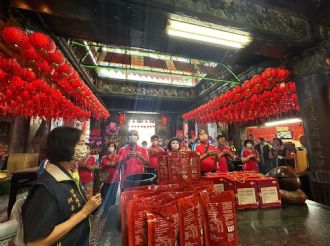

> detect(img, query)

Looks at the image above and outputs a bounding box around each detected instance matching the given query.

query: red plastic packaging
[147,201,179,246]
[168,151,183,182]
[127,199,150,246]
[177,194,204,246]
[200,191,238,246]
[157,152,169,184]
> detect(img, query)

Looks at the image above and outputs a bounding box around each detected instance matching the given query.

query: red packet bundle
[189,151,201,179]
[188,180,216,193]
[179,151,192,180]
[177,194,204,246]
[200,191,237,246]
[157,152,169,184]
[121,191,139,246]
[202,175,227,192]
[147,201,179,246]
[168,151,183,182]
[230,177,259,209]
[157,183,181,191]
[255,177,281,208]
[127,199,150,246]
[125,184,159,192]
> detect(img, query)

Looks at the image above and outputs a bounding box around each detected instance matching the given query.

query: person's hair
[273,138,283,145]
[243,139,254,147]
[198,129,207,136]
[141,141,147,145]
[216,134,226,140]
[259,138,265,141]
[150,135,158,141]
[128,129,138,136]
[46,127,82,163]
[167,137,181,151]
[106,142,117,150]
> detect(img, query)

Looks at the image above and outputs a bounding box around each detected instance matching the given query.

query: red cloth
[118,145,149,186]
[194,142,217,173]
[147,146,164,169]
[78,155,96,183]
[216,145,233,172]
[101,154,120,183]
[242,149,259,172]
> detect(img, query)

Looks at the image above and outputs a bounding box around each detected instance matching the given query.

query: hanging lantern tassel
[119,113,125,124]
[161,115,168,125]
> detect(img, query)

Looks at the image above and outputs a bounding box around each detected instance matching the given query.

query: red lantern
[58,62,73,76]
[47,50,65,65]
[262,68,278,80]
[20,68,36,81]
[21,47,42,63]
[161,115,168,125]
[119,113,125,124]
[29,32,56,52]
[1,26,27,48]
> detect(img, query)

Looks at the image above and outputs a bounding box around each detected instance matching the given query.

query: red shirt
[78,155,96,183]
[217,145,233,172]
[117,145,149,185]
[242,149,259,172]
[147,146,164,169]
[194,142,217,173]
[101,154,120,183]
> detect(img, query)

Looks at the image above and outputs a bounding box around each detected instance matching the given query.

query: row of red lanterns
[0,26,109,119]
[0,75,90,119]
[182,67,299,124]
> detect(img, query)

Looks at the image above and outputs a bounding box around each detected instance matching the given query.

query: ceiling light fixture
[264,118,302,127]
[166,19,252,49]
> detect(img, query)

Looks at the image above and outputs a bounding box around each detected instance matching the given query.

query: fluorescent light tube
[167,19,252,48]
[264,118,302,127]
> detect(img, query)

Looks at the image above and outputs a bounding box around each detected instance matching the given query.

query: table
[97,200,330,246]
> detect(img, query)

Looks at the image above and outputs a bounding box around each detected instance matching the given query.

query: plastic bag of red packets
[177,194,204,246]
[200,191,237,246]
[127,193,187,246]
[121,191,136,246]
[179,151,192,180]
[189,151,201,179]
[128,198,150,246]
[255,177,281,208]
[125,184,159,192]
[147,201,179,246]
[168,151,183,182]
[121,190,154,246]
[202,175,228,193]
[157,152,169,184]
[182,180,216,193]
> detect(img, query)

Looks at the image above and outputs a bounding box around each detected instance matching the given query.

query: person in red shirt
[241,139,260,172]
[216,135,235,172]
[193,130,218,175]
[100,142,120,206]
[78,143,96,199]
[118,130,149,188]
[147,135,164,175]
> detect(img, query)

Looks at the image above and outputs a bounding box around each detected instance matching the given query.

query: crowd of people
[20,126,299,245]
